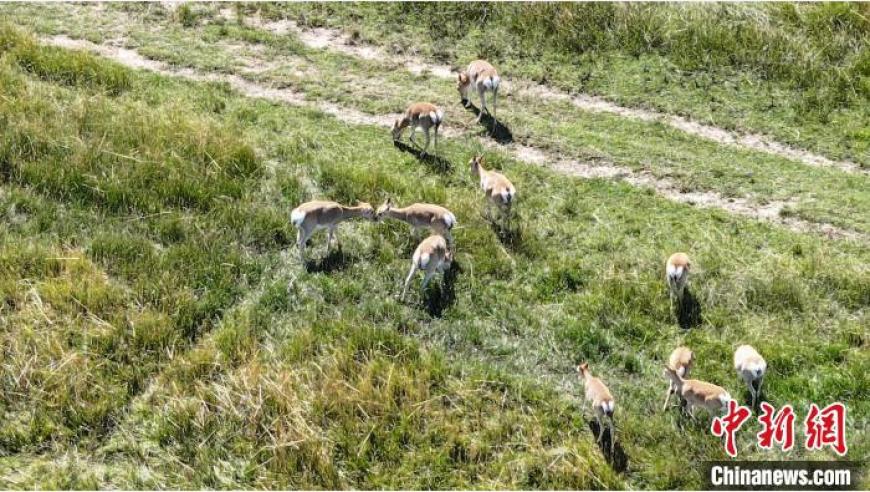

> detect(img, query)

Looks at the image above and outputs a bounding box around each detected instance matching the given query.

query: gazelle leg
[749,381,757,409]
[595,412,604,443]
[433,125,439,154]
[297,228,307,262]
[421,269,435,291]
[327,226,336,251]
[400,262,417,301]
[492,88,498,122]
[609,416,615,454]
[476,87,486,122]
[409,126,418,147]
[422,127,430,154]
[663,383,673,410]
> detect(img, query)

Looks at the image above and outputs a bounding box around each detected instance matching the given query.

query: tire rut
[251,16,865,175]
[40,35,866,242]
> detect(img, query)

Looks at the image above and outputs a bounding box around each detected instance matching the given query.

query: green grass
[0,12,868,491]
[3,2,867,235]
[268,2,870,167]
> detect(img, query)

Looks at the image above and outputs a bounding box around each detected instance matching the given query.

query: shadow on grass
[740,379,764,413]
[677,288,702,329]
[424,260,460,318]
[588,420,629,473]
[462,100,513,144]
[485,211,524,251]
[304,248,353,274]
[393,139,452,173]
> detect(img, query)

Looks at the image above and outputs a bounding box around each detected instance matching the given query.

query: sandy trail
[251,17,864,175]
[40,35,864,242]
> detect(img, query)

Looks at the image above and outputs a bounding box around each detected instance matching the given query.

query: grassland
[0,3,868,490]
[272,2,870,168]
[6,2,868,237]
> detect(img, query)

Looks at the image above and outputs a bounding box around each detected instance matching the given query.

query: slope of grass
[265,2,870,167]
[0,19,867,490]
[4,2,867,235]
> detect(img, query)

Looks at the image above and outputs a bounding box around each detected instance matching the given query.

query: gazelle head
[391,119,405,140]
[663,366,683,386]
[470,154,485,175]
[457,71,470,99]
[444,248,454,267]
[375,198,394,222]
[577,362,590,377]
[357,202,376,220]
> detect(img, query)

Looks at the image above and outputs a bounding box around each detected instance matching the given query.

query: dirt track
[41,34,866,242]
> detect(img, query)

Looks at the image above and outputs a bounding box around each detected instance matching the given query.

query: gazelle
[663,346,694,410]
[666,252,691,305]
[290,200,375,261]
[577,362,616,453]
[734,345,766,409]
[470,154,516,220]
[376,199,456,246]
[663,367,731,419]
[457,59,501,123]
[392,102,444,154]
[401,234,453,301]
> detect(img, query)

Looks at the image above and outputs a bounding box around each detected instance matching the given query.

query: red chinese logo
[711,400,752,457]
[757,402,795,451]
[804,402,848,456]
[708,402,848,457]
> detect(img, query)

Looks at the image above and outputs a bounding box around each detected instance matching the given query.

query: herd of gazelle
[580,253,768,451]
[291,59,768,454]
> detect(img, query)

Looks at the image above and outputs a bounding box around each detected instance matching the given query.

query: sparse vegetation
[0,4,867,490]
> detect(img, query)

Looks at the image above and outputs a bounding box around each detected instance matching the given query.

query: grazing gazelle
[734,344,766,409]
[457,59,501,123]
[376,198,457,246]
[577,362,616,453]
[664,366,731,419]
[666,252,691,305]
[470,154,516,220]
[392,102,444,154]
[290,200,375,261]
[663,346,694,410]
[401,234,453,301]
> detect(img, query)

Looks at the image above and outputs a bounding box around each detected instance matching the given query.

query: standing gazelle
[401,234,453,301]
[457,59,500,123]
[290,200,375,261]
[663,346,694,410]
[392,102,444,155]
[666,252,691,306]
[577,362,616,453]
[663,367,731,420]
[734,345,766,409]
[376,199,457,246]
[470,154,516,220]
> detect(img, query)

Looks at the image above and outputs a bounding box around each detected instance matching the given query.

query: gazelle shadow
[304,248,352,274]
[462,100,513,144]
[587,420,629,473]
[393,139,452,172]
[425,260,461,317]
[677,288,703,330]
[484,210,523,250]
